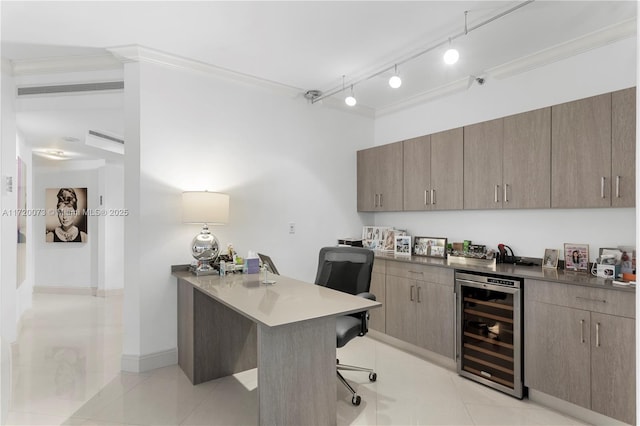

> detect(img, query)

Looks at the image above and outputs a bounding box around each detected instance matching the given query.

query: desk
[172,269,381,426]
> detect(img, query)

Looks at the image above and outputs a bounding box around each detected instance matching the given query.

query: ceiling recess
[17,81,124,96]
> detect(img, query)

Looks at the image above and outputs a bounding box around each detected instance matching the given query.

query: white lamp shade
[182,191,229,224]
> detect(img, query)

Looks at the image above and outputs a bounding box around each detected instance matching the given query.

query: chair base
[337,361,377,406]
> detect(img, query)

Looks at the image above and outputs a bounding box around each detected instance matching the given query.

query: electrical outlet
[288,222,296,234]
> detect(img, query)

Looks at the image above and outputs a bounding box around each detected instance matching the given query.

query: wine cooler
[455,271,523,398]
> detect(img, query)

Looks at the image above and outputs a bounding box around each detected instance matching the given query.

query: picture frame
[542,248,559,269]
[413,236,447,258]
[564,243,589,272]
[394,235,411,256]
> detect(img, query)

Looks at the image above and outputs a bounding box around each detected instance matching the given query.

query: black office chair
[314,246,377,406]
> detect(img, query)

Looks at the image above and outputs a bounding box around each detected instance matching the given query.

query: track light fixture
[345,85,357,106]
[389,64,402,89]
[309,1,534,105]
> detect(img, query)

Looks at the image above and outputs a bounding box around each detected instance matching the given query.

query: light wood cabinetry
[525,279,635,424]
[464,118,504,210]
[503,108,551,208]
[369,259,386,332]
[357,142,403,212]
[464,109,551,210]
[551,93,612,208]
[385,261,454,358]
[403,128,463,211]
[612,87,636,207]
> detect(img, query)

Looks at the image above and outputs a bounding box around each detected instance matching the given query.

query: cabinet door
[416,281,455,358]
[464,118,504,209]
[612,87,636,208]
[524,301,591,409]
[590,312,636,424]
[503,108,551,209]
[403,135,431,211]
[369,270,386,332]
[376,142,404,211]
[357,148,376,211]
[551,93,612,208]
[431,127,463,210]
[385,275,417,344]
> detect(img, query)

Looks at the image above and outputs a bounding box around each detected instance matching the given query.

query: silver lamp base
[190,223,220,275]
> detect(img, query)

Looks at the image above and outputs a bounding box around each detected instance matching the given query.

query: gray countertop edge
[374,252,635,293]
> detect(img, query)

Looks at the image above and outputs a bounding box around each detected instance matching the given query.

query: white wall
[33,165,100,288]
[374,37,637,261]
[15,131,33,319]
[122,59,373,370]
[98,164,124,293]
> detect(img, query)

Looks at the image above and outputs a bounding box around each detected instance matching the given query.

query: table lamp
[182,191,229,275]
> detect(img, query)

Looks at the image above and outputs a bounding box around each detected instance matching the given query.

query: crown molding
[107,45,303,99]
[11,53,122,76]
[376,18,636,117]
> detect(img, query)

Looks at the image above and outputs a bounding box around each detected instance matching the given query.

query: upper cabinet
[357,87,635,213]
[464,109,551,210]
[403,128,463,211]
[464,118,504,210]
[612,87,636,207]
[552,93,612,208]
[357,142,403,212]
[503,108,551,209]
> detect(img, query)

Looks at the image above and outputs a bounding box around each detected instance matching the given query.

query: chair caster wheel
[351,395,361,406]
[369,372,377,382]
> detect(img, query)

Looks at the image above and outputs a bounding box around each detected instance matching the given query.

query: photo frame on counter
[413,236,447,258]
[542,248,559,269]
[564,243,589,272]
[394,235,411,256]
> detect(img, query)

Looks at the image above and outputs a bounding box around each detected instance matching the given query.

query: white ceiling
[1,1,637,164]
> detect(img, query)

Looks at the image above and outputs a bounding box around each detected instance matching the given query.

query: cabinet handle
[380,193,383,207]
[494,185,500,203]
[374,194,378,208]
[408,270,424,275]
[595,322,601,347]
[580,319,585,343]
[424,190,428,206]
[431,189,436,205]
[504,184,509,203]
[601,177,606,199]
[417,286,422,303]
[410,285,415,301]
[616,176,621,198]
[576,296,606,304]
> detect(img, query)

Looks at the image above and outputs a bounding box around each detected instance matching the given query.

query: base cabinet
[369,259,386,333]
[524,279,635,424]
[385,262,454,358]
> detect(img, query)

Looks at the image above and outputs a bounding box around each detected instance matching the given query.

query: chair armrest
[356,292,376,301]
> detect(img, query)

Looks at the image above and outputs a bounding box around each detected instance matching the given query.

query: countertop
[172,269,381,328]
[373,252,636,293]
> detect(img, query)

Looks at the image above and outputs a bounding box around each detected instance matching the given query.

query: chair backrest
[314,246,374,295]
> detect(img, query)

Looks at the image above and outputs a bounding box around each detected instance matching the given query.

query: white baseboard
[121,347,178,373]
[33,286,97,296]
[96,288,124,297]
[528,389,629,426]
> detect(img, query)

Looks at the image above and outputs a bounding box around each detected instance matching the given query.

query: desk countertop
[172,270,381,328]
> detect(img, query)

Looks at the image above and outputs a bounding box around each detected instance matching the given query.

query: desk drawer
[525,279,635,318]
[386,261,453,286]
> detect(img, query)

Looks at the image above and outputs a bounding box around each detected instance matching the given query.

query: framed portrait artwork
[394,236,411,256]
[542,248,559,269]
[564,243,589,272]
[413,236,447,258]
[45,187,88,243]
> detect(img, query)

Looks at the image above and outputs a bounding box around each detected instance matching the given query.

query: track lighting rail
[310,0,535,105]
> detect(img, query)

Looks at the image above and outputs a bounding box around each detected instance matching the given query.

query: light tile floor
[4,293,589,425]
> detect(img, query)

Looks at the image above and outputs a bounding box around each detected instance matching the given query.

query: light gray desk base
[177,278,337,426]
